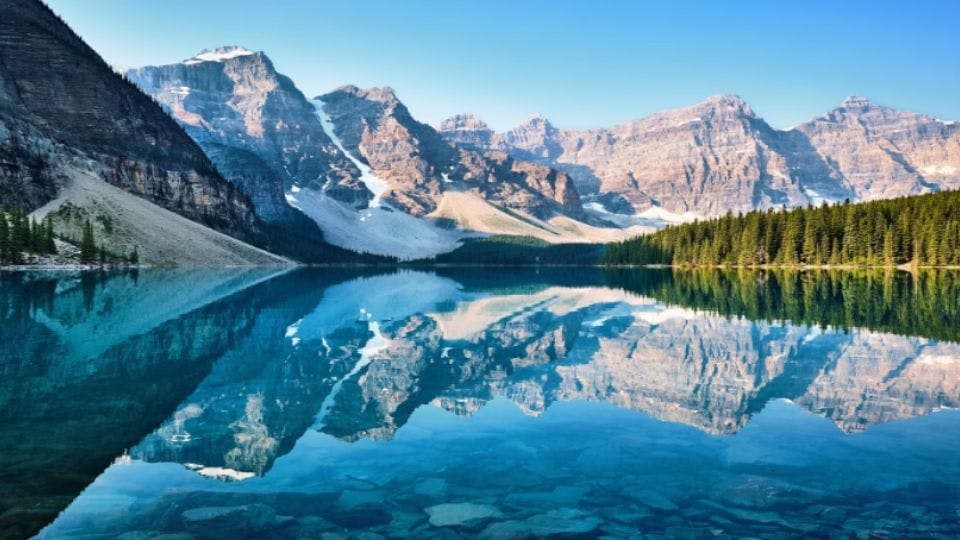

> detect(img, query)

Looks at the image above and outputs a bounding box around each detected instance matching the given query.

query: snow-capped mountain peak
[184,46,256,65]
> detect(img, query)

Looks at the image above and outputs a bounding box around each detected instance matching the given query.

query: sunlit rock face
[439,96,960,218]
[319,86,584,219]
[128,48,369,219]
[795,96,960,200]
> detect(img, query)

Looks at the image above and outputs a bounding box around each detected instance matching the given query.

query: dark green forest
[0,209,56,264]
[604,191,960,267]
[604,268,960,343]
[418,236,605,266]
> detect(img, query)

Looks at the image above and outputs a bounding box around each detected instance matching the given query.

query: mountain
[318,85,583,218]
[127,47,369,218]
[438,95,960,219]
[130,48,646,258]
[0,0,285,265]
[795,96,960,199]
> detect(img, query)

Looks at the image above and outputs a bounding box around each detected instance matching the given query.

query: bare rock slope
[0,0,282,265]
[440,95,960,218]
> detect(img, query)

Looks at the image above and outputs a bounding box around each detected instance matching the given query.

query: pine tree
[9,209,28,263]
[603,190,960,268]
[44,217,56,254]
[882,227,896,266]
[129,246,139,265]
[80,220,96,263]
[0,213,9,265]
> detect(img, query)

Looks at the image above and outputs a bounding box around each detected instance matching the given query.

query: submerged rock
[425,502,503,527]
[622,489,678,511]
[180,504,296,538]
[479,508,601,538]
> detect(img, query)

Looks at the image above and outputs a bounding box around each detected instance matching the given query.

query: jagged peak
[699,94,754,115]
[705,93,746,105]
[183,46,258,65]
[515,112,554,130]
[840,95,876,108]
[439,113,490,132]
[325,85,400,106]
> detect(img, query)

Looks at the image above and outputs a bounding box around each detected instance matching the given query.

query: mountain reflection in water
[2,268,958,538]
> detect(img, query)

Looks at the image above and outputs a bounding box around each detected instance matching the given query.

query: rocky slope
[127,47,369,219]
[795,96,960,200]
[131,51,634,259]
[318,85,583,219]
[0,0,263,251]
[439,95,960,219]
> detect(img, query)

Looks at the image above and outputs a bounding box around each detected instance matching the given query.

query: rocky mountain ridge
[439,95,960,218]
[131,50,645,258]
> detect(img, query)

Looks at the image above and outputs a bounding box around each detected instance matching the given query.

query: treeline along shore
[604,190,960,268]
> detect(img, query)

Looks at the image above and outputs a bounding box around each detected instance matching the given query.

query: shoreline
[4,262,960,272]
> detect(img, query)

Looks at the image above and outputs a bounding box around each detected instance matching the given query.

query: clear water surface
[2,268,958,539]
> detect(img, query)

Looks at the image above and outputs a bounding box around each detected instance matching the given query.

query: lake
[2,268,959,538]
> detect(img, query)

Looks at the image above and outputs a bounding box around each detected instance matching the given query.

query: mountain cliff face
[130,52,620,259]
[127,47,370,220]
[795,96,960,200]
[0,0,261,244]
[318,85,583,219]
[439,95,960,218]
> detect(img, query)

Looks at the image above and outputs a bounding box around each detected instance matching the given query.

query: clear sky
[45,0,960,131]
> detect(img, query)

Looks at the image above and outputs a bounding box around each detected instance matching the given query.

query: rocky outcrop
[127,48,370,219]
[437,113,494,151]
[439,95,960,218]
[0,1,260,242]
[795,96,960,199]
[319,86,583,219]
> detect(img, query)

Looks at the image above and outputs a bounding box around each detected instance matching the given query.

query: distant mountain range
[1,0,958,263]
[439,94,960,217]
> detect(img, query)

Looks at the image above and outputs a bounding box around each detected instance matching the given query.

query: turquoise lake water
[2,268,958,538]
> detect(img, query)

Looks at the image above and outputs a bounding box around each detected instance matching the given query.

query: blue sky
[46,0,960,131]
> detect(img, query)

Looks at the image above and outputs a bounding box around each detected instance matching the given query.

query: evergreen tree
[44,217,56,254]
[80,220,97,263]
[882,227,896,267]
[603,190,960,269]
[0,213,9,264]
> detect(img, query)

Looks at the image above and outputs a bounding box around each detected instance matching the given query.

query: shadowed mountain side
[0,0,262,245]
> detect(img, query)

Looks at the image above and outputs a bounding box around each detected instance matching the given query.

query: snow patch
[184,46,255,65]
[634,306,700,326]
[635,205,700,224]
[921,165,958,176]
[583,201,698,228]
[917,353,960,366]
[802,187,838,206]
[314,320,388,428]
[286,187,464,259]
[169,86,190,95]
[312,99,389,207]
[184,463,256,482]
